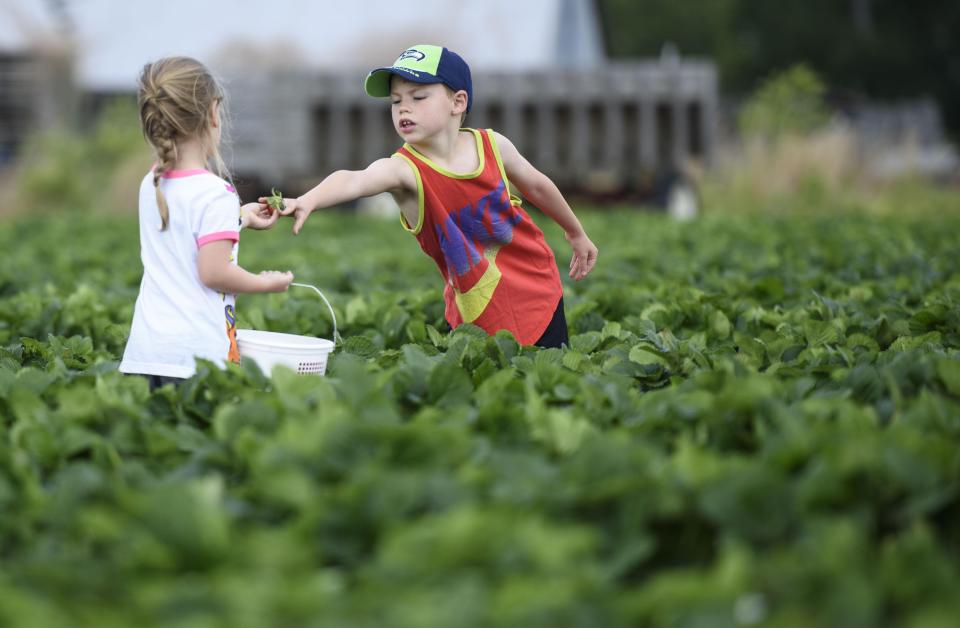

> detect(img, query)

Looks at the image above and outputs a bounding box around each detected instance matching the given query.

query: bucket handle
[291,282,339,344]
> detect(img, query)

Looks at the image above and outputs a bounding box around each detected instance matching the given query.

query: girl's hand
[241,202,279,230]
[259,270,294,292]
[260,196,312,235]
[565,231,598,281]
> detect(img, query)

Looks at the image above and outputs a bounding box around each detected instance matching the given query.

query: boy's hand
[241,202,279,230]
[261,196,312,235]
[566,231,598,281]
[259,270,294,292]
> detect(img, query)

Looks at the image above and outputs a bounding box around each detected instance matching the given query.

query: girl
[119,56,293,389]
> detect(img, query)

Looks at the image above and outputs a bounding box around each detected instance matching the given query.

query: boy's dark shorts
[534,296,569,349]
[445,297,569,349]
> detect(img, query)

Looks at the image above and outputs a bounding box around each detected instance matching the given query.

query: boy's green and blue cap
[364,44,473,112]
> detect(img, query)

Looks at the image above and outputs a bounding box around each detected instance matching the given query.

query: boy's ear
[452,89,469,115]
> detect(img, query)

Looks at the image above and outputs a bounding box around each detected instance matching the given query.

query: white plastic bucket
[237,283,338,376]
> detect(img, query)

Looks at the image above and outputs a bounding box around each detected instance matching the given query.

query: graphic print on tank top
[433,178,525,321]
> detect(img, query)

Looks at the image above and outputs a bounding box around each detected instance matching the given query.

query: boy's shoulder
[460,127,505,143]
[484,128,514,148]
[474,128,518,159]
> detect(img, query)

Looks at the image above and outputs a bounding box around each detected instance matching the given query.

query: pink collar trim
[162,168,211,179]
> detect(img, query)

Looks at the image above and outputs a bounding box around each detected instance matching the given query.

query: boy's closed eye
[393,93,427,99]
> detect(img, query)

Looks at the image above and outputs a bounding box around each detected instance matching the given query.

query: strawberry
[266,187,285,214]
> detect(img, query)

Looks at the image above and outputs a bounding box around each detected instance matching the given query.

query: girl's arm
[269,157,415,235]
[197,240,293,293]
[493,132,598,281]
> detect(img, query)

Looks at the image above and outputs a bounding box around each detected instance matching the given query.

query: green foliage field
[2,207,960,627]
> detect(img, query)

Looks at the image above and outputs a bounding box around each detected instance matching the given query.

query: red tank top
[396,129,562,345]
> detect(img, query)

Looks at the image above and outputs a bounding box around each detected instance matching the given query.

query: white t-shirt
[119,168,242,378]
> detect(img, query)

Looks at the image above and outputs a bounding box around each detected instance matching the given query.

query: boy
[273,44,597,347]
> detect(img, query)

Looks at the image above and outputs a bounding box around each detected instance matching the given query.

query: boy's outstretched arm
[266,157,414,235]
[493,132,598,280]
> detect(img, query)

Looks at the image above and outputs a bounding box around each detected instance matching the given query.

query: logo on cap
[398,49,426,62]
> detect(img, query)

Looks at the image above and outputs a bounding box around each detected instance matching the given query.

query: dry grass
[103,150,155,214]
[700,126,861,212]
[0,147,152,221]
[0,168,23,218]
[696,123,959,216]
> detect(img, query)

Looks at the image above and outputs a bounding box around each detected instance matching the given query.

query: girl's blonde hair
[137,57,230,230]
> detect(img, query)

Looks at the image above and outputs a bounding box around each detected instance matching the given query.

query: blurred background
[1,0,958,218]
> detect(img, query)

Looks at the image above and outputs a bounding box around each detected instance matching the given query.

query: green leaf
[562,350,586,372]
[709,310,732,339]
[803,319,841,347]
[426,324,447,347]
[629,345,668,366]
[406,318,427,343]
[427,364,474,407]
[14,368,57,395]
[846,333,880,353]
[570,331,601,354]
[601,321,623,341]
[341,334,379,359]
[345,296,368,324]
[936,358,960,396]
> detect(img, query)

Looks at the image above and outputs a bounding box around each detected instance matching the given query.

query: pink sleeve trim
[196,231,240,247]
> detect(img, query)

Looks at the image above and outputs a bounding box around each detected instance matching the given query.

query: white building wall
[4,0,606,90]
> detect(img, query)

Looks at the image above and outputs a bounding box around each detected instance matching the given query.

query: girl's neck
[173,136,209,171]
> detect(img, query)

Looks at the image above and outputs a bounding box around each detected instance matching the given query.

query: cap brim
[364,67,440,97]
[364,68,394,97]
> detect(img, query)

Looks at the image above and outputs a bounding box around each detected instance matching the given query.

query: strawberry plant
[1,207,960,626]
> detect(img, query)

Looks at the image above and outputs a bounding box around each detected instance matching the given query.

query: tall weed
[700,65,958,216]
[12,98,151,215]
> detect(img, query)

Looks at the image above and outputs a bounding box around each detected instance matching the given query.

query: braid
[152,130,177,230]
[141,100,179,230]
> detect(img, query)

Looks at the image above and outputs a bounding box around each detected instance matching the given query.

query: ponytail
[137,57,228,231]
